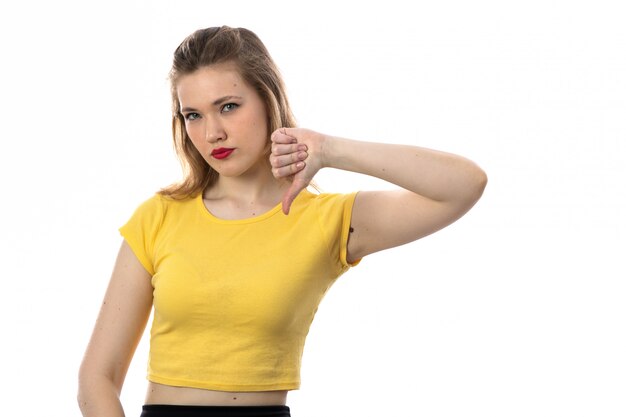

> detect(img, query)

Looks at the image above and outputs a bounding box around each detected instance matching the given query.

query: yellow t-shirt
[119,189,359,391]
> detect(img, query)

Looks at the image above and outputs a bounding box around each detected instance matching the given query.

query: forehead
[176,62,251,104]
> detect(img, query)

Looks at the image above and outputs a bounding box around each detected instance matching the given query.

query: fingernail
[298,151,307,159]
[296,162,305,168]
[291,138,297,143]
[298,144,307,151]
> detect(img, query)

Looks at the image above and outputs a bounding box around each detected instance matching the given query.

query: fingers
[270,150,308,171]
[271,127,298,144]
[272,160,306,178]
[271,129,306,156]
[271,142,307,157]
[270,128,308,178]
[270,127,314,214]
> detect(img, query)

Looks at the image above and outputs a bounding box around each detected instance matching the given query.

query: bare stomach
[145,382,289,406]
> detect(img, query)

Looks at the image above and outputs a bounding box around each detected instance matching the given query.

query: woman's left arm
[270,128,488,262]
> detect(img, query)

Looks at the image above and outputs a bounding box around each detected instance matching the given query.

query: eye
[183,112,200,121]
[221,103,239,113]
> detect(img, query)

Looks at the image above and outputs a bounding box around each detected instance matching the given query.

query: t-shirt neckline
[196,193,285,225]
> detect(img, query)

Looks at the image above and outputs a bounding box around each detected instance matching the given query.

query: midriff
[145,382,289,406]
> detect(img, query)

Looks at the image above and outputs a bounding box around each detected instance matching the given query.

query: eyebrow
[181,95,243,113]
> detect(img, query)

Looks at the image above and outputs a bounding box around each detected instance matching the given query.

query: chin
[213,166,253,178]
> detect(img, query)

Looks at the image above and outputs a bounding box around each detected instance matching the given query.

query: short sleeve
[118,194,164,276]
[314,192,361,269]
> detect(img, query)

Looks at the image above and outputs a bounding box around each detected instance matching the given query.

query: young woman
[78,26,487,417]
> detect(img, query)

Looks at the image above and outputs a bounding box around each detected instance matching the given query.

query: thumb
[282,178,308,215]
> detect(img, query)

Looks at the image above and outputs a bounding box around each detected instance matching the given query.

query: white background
[1,1,624,416]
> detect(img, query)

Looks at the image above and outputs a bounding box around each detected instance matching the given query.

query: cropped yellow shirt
[119,190,359,391]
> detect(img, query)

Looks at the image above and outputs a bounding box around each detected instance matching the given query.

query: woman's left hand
[270,127,326,214]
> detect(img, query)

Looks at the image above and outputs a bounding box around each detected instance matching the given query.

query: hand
[270,127,326,214]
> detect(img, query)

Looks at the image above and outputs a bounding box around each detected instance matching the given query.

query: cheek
[185,124,205,147]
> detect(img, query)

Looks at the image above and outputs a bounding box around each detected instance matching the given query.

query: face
[176,62,269,179]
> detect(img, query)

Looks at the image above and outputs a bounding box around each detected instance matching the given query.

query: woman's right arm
[78,240,154,417]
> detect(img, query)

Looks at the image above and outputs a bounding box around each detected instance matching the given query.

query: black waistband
[141,404,291,417]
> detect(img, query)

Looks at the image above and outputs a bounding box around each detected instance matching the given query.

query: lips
[211,148,235,160]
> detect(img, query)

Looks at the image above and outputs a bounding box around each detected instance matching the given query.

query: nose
[205,118,226,143]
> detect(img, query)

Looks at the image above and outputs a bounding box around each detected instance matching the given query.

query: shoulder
[293,188,358,205]
[289,189,359,226]
[123,193,197,230]
[132,192,197,215]
[309,190,359,213]
[128,193,165,218]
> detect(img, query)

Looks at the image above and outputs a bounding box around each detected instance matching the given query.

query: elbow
[475,167,488,197]
[462,164,488,206]
[77,372,89,414]
[77,387,88,415]
[77,364,94,412]
[77,361,120,413]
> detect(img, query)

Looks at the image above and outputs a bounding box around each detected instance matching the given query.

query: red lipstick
[211,148,235,160]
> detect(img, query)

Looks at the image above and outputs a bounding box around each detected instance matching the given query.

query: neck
[206,167,288,205]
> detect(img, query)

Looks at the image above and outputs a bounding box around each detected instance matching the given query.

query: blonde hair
[159,26,297,199]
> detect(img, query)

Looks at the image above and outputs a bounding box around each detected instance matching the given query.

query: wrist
[318,134,342,169]
[320,134,355,171]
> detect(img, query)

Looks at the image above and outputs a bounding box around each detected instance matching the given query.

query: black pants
[141,404,291,417]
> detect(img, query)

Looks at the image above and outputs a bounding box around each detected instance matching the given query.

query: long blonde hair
[159,26,297,199]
